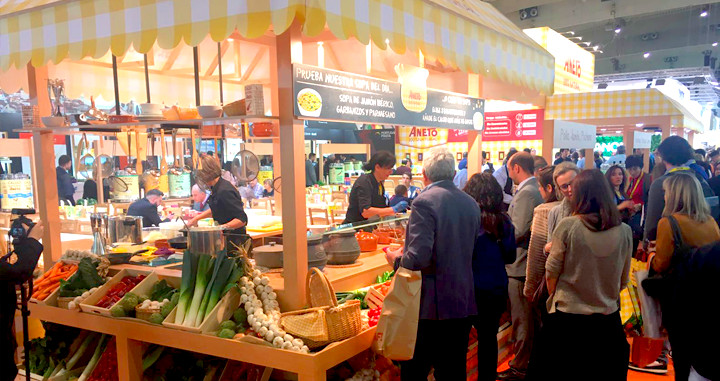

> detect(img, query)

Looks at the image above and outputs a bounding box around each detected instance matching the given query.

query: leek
[202,257,235,321]
[175,251,199,324]
[56,332,95,376]
[221,260,243,297]
[194,255,223,326]
[183,255,214,326]
[78,334,108,381]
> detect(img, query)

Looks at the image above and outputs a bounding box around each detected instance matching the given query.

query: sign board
[482,110,544,141]
[396,126,449,149]
[524,27,595,94]
[293,64,485,130]
[634,131,653,149]
[554,120,596,149]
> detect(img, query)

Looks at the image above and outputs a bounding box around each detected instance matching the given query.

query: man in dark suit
[127,189,168,227]
[56,155,76,205]
[500,152,543,380]
[305,153,318,187]
[385,147,481,380]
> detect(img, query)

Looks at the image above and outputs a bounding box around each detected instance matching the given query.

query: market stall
[2,0,556,379]
[545,88,705,170]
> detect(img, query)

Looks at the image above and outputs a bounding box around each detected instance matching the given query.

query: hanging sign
[293,64,485,130]
[482,109,544,141]
[524,27,595,94]
[634,131,653,149]
[554,120,596,149]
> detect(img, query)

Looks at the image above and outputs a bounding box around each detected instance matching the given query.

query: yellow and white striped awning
[546,89,704,133]
[0,0,555,95]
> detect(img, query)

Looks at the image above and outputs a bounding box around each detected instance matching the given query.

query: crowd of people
[384,136,719,381]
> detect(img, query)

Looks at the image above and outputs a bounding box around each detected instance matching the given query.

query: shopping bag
[635,270,662,338]
[372,266,422,361]
[631,337,664,368]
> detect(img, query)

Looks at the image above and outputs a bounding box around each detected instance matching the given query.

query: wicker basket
[279,268,362,349]
[223,99,246,116]
[135,305,161,322]
[58,297,75,309]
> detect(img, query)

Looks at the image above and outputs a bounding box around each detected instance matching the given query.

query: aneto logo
[564,59,582,78]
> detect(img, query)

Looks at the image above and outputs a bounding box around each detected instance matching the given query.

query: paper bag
[631,337,664,368]
[636,270,662,338]
[372,267,422,361]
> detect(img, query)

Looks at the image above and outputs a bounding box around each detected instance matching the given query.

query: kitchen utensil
[253,242,283,268]
[41,116,65,127]
[197,105,223,118]
[307,235,328,270]
[355,231,378,252]
[107,215,143,244]
[90,213,108,256]
[323,231,361,265]
[168,236,188,249]
[188,226,225,255]
[251,122,273,137]
[230,150,260,183]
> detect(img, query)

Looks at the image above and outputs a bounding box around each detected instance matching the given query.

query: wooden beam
[162,45,184,71]
[234,39,242,78]
[205,41,230,77]
[241,48,267,83]
[33,131,62,266]
[276,20,308,310]
[324,42,343,71]
[26,64,51,116]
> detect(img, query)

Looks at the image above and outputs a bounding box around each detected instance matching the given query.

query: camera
[9,208,36,244]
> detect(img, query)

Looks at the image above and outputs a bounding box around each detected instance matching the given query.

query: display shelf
[28,303,375,381]
[16,115,279,133]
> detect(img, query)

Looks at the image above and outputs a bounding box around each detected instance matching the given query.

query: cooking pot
[168,236,187,249]
[107,215,143,244]
[323,231,361,265]
[254,242,283,268]
[188,226,225,255]
[308,235,328,270]
[356,231,378,252]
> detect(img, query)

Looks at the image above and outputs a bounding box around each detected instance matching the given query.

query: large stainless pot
[188,226,226,255]
[107,215,143,244]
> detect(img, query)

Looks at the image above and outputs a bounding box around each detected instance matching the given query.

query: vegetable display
[141,346,225,381]
[238,270,309,353]
[26,323,80,377]
[78,334,109,381]
[336,290,369,309]
[32,262,78,301]
[86,337,118,381]
[59,257,107,298]
[175,252,243,327]
[367,308,381,327]
[95,275,145,309]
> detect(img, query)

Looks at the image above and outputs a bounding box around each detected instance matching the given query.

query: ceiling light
[614,27,622,34]
[643,52,651,58]
[579,41,592,46]
[597,50,604,54]
[593,46,599,51]
[601,128,607,131]
[385,38,390,45]
[701,10,709,17]
[713,42,718,47]
[227,38,234,42]
[636,123,644,127]
[561,31,575,36]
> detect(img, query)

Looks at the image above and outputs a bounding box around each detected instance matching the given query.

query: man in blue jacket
[56,155,76,205]
[385,147,481,380]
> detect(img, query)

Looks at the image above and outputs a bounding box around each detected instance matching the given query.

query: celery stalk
[183,255,213,326]
[175,251,199,324]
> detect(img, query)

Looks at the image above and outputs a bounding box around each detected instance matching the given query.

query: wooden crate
[79,269,152,316]
[364,280,391,310]
[162,286,240,334]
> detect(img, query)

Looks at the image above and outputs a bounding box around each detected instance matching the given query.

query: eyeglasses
[559,183,572,191]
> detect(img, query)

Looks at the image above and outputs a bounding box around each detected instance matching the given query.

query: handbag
[641,215,690,299]
[372,266,422,360]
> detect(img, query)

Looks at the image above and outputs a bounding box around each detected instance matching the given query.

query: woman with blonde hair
[187,155,249,251]
[650,173,719,381]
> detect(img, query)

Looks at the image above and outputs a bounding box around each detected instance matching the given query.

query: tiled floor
[497,358,675,380]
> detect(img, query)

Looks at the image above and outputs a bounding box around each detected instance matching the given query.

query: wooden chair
[330,209,346,225]
[330,192,348,208]
[267,199,276,216]
[254,198,269,210]
[384,179,395,189]
[308,207,330,225]
[412,180,424,190]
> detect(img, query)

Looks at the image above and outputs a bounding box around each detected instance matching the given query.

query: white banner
[553,120,596,149]
[634,131,653,149]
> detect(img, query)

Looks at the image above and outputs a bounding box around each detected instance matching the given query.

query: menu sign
[293,64,485,130]
[482,110,544,141]
[554,120,596,149]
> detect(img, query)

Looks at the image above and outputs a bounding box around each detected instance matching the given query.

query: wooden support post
[116,337,143,381]
[661,120,672,140]
[33,131,62,265]
[643,149,650,172]
[687,131,694,146]
[584,149,594,169]
[26,64,51,115]
[541,120,555,165]
[467,73,483,176]
[623,127,634,154]
[276,21,307,310]
[269,38,282,214]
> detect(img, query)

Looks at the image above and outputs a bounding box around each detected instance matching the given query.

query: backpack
[503,166,513,196]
